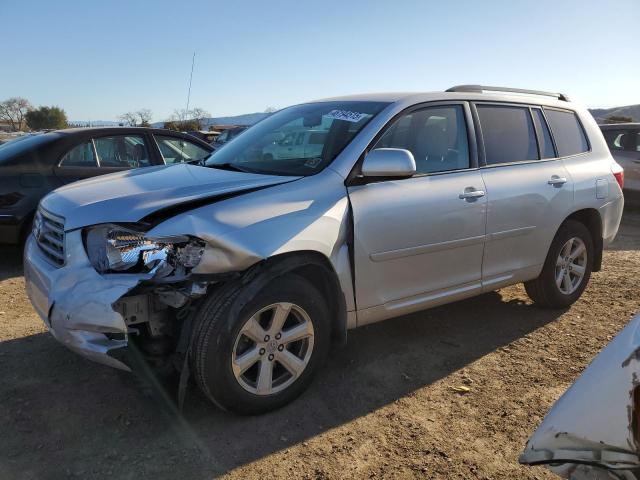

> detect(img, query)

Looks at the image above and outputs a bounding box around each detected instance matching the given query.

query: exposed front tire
[524,220,594,309]
[191,274,330,415]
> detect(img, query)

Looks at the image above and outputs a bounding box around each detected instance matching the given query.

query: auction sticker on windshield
[324,110,367,123]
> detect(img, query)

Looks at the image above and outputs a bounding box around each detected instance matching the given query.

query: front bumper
[24,230,145,371]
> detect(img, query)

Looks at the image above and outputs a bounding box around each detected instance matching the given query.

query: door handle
[548,176,567,186]
[459,189,485,200]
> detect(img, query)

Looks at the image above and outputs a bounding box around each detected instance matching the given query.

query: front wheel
[191,274,330,414]
[524,220,594,308]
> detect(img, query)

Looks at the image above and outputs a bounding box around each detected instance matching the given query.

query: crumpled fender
[521,313,640,478]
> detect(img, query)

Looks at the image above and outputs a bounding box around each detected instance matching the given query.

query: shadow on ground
[0,245,23,282]
[0,291,563,479]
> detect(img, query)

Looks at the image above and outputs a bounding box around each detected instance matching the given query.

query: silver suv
[24,85,625,414]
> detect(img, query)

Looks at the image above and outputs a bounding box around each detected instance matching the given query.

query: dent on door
[521,313,640,479]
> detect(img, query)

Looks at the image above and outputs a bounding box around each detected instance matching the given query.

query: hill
[589,104,640,123]
[151,112,270,129]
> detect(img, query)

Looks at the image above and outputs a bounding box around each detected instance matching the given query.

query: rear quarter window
[544,109,589,157]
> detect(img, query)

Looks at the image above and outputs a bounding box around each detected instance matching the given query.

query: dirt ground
[1,211,639,480]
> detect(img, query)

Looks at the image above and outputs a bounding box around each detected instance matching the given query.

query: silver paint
[24,90,625,370]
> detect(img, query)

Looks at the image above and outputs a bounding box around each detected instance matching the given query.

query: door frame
[345,100,480,186]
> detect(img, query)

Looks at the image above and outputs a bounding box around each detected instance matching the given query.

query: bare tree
[190,107,210,129]
[136,109,153,127]
[0,97,33,131]
[170,107,210,129]
[119,109,154,127]
[119,112,137,126]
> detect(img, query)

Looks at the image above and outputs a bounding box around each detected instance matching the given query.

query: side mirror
[361,148,416,178]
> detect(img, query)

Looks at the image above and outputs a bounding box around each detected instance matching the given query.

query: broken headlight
[84,224,205,277]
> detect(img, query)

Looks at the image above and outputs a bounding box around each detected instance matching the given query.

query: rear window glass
[60,141,97,167]
[477,105,538,165]
[544,109,589,157]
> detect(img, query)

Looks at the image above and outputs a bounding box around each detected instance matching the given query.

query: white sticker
[323,109,367,123]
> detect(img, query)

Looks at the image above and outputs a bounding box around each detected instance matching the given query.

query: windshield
[205,101,388,176]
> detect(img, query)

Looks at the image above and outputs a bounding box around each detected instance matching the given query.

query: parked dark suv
[0,127,212,244]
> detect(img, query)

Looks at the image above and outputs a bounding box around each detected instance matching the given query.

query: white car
[262,129,327,162]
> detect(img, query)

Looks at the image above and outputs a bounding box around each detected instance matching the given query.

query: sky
[1,0,638,122]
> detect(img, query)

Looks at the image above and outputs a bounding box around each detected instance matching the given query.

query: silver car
[601,123,640,206]
[24,85,625,414]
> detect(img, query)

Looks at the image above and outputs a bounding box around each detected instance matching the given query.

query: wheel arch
[562,208,603,272]
[242,250,349,344]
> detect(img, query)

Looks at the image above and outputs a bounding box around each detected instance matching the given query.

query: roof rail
[446,85,570,102]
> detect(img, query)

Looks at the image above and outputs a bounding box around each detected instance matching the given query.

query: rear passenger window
[477,105,538,165]
[60,141,97,167]
[532,109,556,159]
[374,105,470,174]
[94,135,151,168]
[544,109,589,157]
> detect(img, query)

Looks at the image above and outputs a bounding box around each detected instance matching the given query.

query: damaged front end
[520,313,640,480]
[24,219,215,372]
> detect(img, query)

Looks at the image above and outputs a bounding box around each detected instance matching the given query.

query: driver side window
[374,105,470,174]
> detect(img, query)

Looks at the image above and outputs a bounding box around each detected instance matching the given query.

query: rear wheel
[524,220,593,308]
[191,274,330,414]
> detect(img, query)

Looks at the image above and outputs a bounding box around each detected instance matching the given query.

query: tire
[191,274,330,414]
[524,219,594,309]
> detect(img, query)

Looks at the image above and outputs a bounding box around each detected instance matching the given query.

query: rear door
[348,102,487,324]
[475,103,575,289]
[54,133,153,183]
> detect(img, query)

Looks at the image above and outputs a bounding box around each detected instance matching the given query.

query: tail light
[611,163,624,190]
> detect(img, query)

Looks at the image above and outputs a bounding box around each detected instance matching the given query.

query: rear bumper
[600,194,625,247]
[24,231,144,370]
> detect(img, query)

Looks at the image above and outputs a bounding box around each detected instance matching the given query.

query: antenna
[185,51,196,114]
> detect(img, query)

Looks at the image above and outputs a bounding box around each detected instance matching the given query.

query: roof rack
[446,85,570,102]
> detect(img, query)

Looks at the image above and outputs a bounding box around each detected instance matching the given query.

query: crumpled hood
[40,163,299,230]
[520,313,640,478]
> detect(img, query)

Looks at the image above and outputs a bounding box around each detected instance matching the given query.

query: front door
[348,103,487,325]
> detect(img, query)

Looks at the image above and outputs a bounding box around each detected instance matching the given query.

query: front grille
[34,208,66,266]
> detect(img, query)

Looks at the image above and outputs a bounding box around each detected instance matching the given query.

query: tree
[264,106,278,113]
[0,97,32,131]
[119,109,153,127]
[190,107,210,129]
[136,109,153,127]
[170,107,210,130]
[25,106,68,130]
[603,115,633,124]
[164,119,199,132]
[119,111,138,126]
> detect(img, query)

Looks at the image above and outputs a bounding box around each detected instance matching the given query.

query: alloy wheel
[231,302,315,395]
[555,237,588,295]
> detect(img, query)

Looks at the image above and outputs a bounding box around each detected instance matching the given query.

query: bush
[26,106,68,130]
